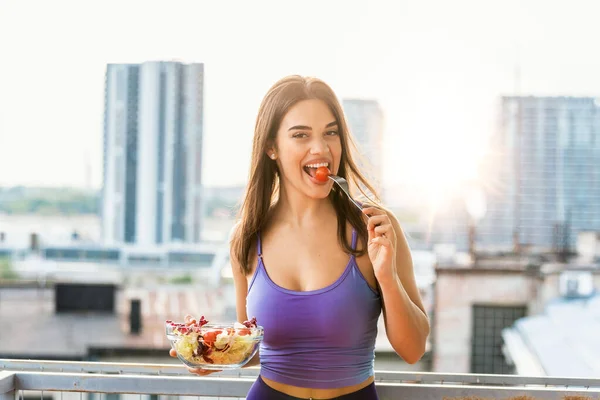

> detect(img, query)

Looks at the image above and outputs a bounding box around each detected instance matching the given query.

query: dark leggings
[246,376,379,400]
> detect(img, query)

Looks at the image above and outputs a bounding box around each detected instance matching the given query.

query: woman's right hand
[169,348,222,376]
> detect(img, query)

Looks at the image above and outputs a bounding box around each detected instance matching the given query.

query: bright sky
[1,0,599,189]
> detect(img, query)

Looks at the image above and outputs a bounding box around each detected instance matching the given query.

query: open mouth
[303,162,330,178]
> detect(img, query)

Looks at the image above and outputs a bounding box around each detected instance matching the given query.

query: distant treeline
[0,187,99,215]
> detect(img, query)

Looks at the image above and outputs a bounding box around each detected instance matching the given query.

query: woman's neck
[272,184,336,229]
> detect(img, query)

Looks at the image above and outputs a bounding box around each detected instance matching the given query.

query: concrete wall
[432,269,538,373]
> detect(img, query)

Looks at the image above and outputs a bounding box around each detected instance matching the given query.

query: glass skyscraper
[101,61,204,246]
[479,96,600,251]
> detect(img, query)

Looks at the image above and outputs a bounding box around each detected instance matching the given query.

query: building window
[470,304,527,374]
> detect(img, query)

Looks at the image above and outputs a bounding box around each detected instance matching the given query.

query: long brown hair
[231,75,381,275]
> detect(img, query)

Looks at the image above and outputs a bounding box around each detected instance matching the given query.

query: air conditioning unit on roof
[558,270,595,299]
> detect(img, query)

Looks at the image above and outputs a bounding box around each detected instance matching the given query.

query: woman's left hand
[362,207,397,283]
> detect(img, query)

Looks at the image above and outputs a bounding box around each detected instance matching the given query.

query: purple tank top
[246,229,382,389]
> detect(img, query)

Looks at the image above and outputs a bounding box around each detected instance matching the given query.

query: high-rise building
[342,99,384,190]
[478,96,600,250]
[101,61,204,246]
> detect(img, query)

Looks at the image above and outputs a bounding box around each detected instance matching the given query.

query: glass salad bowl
[165,315,263,370]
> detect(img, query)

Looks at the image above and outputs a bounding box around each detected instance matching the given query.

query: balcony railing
[1,359,600,400]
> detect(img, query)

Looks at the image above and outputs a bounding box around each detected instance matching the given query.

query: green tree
[0,258,18,280]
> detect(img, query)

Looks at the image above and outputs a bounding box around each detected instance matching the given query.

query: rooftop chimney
[468,223,477,263]
[129,298,142,335]
[30,232,39,253]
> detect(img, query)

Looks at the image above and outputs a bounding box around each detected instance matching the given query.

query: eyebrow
[288,121,338,131]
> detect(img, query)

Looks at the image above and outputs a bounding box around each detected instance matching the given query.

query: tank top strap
[256,231,263,258]
[351,229,358,251]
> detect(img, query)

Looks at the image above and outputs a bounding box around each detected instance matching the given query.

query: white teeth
[305,162,329,168]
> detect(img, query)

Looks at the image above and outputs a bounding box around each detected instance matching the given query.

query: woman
[171,75,430,399]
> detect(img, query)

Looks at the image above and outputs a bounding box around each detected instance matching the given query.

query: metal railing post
[0,372,16,400]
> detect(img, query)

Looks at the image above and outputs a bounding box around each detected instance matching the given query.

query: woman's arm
[230,243,260,368]
[362,207,430,364]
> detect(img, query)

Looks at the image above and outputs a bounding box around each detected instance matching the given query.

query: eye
[325,130,339,136]
[292,132,308,138]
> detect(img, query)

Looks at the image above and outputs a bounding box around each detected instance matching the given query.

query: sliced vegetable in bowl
[166,315,263,370]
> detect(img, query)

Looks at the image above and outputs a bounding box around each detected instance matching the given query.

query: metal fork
[328,175,364,211]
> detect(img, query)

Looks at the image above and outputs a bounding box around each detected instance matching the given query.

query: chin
[307,190,331,200]
[303,184,333,200]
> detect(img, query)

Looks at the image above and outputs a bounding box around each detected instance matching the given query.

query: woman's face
[269,99,342,200]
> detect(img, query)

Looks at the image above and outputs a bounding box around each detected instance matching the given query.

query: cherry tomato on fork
[315,166,330,182]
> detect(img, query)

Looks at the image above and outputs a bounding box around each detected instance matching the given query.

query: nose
[309,136,330,155]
